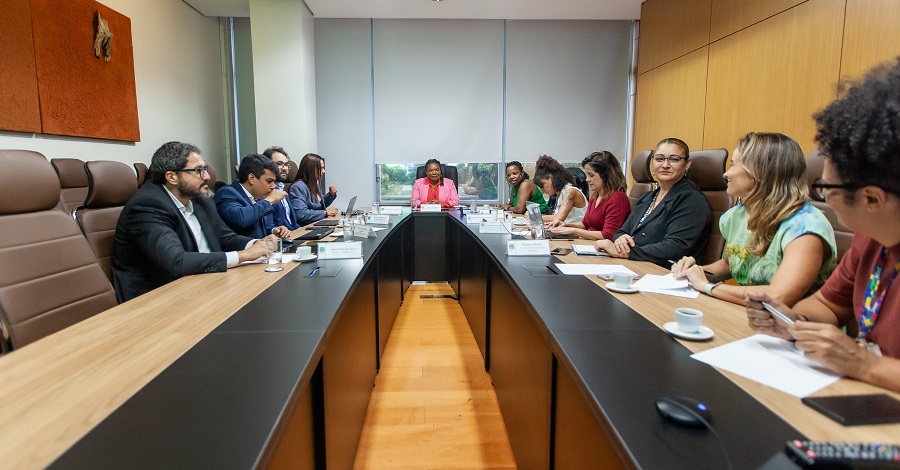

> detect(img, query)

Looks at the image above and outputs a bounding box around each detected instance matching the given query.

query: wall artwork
[0,0,140,142]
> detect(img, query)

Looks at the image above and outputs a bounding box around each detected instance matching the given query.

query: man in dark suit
[263,146,301,231]
[214,154,291,239]
[112,142,271,302]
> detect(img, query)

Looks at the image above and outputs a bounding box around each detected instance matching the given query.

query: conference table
[0,209,897,469]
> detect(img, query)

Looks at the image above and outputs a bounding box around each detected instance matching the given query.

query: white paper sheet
[691,334,842,397]
[633,274,700,298]
[554,263,637,276]
[572,244,609,256]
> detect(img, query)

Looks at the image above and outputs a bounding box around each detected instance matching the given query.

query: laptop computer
[526,202,574,240]
[313,196,357,227]
[295,227,334,240]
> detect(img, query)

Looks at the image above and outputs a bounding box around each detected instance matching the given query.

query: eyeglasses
[811,178,857,199]
[274,162,290,168]
[652,155,687,164]
[173,166,209,177]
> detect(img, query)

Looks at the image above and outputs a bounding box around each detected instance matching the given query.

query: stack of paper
[572,244,609,256]
[554,263,637,277]
[633,274,699,298]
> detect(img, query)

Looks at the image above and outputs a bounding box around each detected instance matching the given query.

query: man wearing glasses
[214,154,291,238]
[263,146,300,231]
[112,141,272,302]
[746,58,900,393]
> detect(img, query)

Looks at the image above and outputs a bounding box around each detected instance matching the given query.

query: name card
[506,239,551,256]
[379,206,402,215]
[466,214,492,224]
[479,221,511,234]
[367,214,391,225]
[420,203,441,212]
[318,241,363,259]
[352,225,376,238]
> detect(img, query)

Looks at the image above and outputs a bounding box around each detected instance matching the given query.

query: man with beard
[112,141,271,302]
[263,146,300,231]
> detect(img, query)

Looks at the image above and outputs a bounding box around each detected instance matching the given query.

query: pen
[761,301,794,325]
[308,267,320,277]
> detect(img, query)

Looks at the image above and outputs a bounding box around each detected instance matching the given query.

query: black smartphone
[551,247,572,255]
[801,394,900,426]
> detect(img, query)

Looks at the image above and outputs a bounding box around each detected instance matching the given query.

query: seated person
[263,146,300,231]
[214,154,292,239]
[596,138,711,267]
[547,151,631,240]
[112,141,272,302]
[534,155,587,224]
[746,59,900,393]
[411,159,459,208]
[499,161,547,214]
[289,153,339,225]
[672,132,836,305]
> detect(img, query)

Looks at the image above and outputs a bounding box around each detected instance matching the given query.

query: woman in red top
[546,151,631,240]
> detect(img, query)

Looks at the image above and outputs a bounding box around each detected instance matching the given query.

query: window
[377,162,501,203]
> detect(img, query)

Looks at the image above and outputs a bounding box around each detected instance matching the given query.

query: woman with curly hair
[533,155,587,224]
[500,161,547,214]
[672,132,836,305]
[745,57,900,392]
[546,151,631,240]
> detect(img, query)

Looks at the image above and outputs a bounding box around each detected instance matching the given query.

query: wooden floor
[354,283,517,469]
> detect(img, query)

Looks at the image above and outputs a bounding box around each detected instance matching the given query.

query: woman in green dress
[500,161,547,214]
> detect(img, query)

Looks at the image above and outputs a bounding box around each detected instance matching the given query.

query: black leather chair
[415,164,459,189]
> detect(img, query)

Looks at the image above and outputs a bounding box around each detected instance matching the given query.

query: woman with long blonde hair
[672,132,837,306]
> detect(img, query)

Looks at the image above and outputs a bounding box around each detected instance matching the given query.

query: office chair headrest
[51,158,89,188]
[806,149,826,201]
[84,161,138,208]
[0,150,61,215]
[689,149,728,191]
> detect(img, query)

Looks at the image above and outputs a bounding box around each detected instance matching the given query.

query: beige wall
[634,0,900,160]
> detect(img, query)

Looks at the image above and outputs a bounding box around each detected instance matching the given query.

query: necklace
[637,193,659,226]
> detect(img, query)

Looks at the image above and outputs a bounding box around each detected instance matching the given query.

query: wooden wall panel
[30,0,140,141]
[633,47,708,155]
[703,0,844,154]
[637,0,711,74]
[840,0,900,81]
[710,0,806,42]
[0,0,41,133]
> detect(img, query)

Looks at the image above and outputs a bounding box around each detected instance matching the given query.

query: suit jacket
[272,182,300,231]
[614,177,711,267]
[411,177,459,207]
[289,180,337,226]
[214,180,276,238]
[112,182,253,302]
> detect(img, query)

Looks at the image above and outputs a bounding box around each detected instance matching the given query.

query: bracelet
[704,281,723,296]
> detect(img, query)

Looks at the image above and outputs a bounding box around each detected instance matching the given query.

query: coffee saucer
[663,322,714,341]
[294,254,317,263]
[606,282,639,294]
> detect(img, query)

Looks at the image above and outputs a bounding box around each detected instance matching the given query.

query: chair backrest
[50,157,89,217]
[284,159,299,193]
[569,166,589,198]
[415,164,459,189]
[628,150,654,209]
[806,149,853,261]
[77,161,138,280]
[0,150,117,351]
[134,162,148,188]
[205,162,226,193]
[689,148,732,265]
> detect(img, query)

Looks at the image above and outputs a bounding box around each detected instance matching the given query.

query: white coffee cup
[675,307,703,333]
[297,245,312,258]
[613,272,633,289]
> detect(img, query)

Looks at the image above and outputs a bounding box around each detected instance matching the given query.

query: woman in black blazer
[595,138,711,267]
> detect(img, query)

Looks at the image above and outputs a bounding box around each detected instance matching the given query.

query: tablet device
[801,394,900,426]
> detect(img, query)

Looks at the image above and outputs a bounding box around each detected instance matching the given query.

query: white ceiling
[183,0,644,20]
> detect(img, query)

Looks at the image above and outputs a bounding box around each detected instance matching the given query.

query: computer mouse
[655,395,712,427]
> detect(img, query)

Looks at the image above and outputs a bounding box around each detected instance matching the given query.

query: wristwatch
[704,281,723,296]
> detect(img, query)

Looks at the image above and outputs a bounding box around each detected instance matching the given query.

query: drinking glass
[265,238,284,272]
